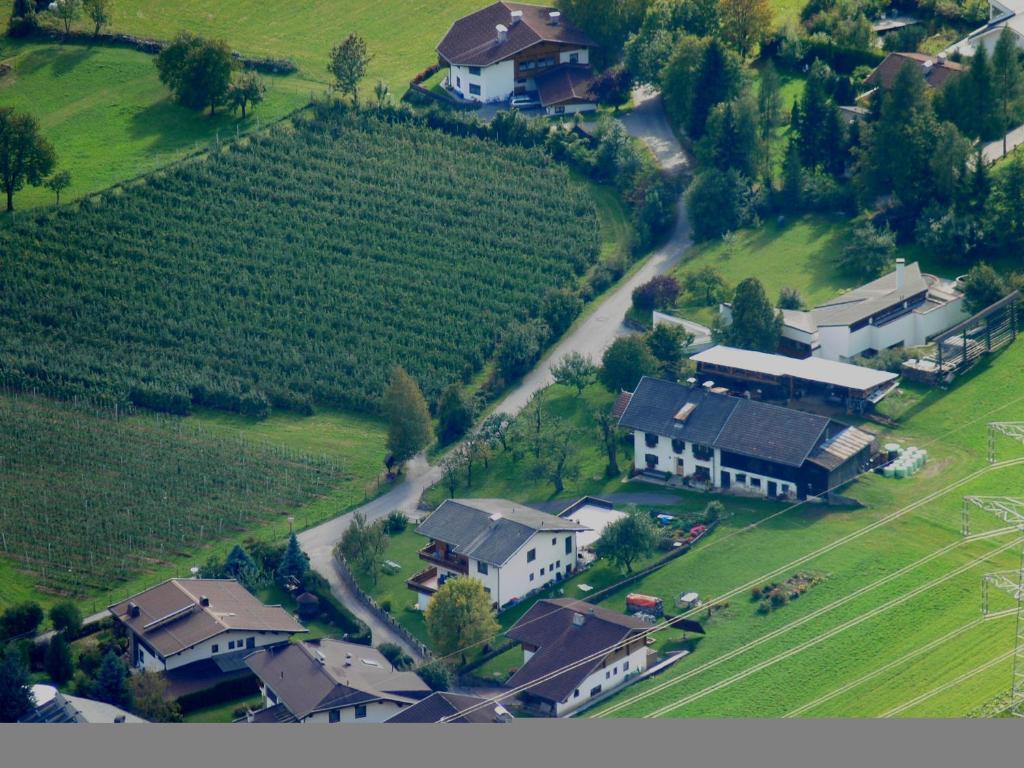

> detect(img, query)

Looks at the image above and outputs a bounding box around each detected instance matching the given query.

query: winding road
[297,89,693,657]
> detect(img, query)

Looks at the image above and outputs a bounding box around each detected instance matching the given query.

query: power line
[880,649,1016,718]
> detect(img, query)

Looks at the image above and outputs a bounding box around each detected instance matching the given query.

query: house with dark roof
[503,599,652,716]
[244,639,431,723]
[865,52,965,92]
[108,579,306,673]
[386,691,514,723]
[437,2,599,114]
[720,259,967,362]
[407,498,589,610]
[617,378,877,500]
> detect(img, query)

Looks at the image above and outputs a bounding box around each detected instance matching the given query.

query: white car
[509,95,540,110]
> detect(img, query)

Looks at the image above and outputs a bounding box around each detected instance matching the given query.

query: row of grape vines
[0,393,343,596]
[0,110,600,416]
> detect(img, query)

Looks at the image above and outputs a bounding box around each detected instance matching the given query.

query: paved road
[298,91,692,653]
[982,124,1024,164]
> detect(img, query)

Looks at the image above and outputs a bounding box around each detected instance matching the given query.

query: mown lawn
[182,694,264,723]
[583,340,1024,718]
[0,39,307,210]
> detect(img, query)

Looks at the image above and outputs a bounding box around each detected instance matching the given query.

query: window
[736,473,747,484]
[469,83,481,96]
[613,666,618,675]
[477,561,488,575]
[605,670,610,679]
[228,640,235,650]
[569,53,579,64]
[456,76,461,88]
[644,432,659,448]
[751,477,762,488]
[624,660,630,671]
[247,636,255,650]
[590,685,602,697]
[574,689,580,698]
[780,484,789,495]
[354,705,367,719]
[212,644,219,653]
[671,439,685,454]
[693,444,714,461]
[556,560,561,568]
[329,710,340,723]
[529,573,535,582]
[527,548,536,563]
[540,567,546,576]
[565,536,572,554]
[645,454,659,468]
[484,587,491,595]
[468,66,481,75]
[552,537,556,545]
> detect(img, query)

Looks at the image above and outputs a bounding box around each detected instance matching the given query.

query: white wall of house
[419,530,579,610]
[815,296,967,362]
[558,48,590,65]
[449,60,516,102]
[260,684,406,723]
[632,432,796,500]
[552,644,648,717]
[133,629,293,672]
[545,102,598,116]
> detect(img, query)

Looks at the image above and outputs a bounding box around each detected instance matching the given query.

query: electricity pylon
[964,495,1024,717]
[988,422,1024,463]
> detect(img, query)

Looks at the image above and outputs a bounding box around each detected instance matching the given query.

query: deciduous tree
[436,383,473,443]
[718,0,772,58]
[328,34,372,103]
[593,405,621,477]
[45,169,71,205]
[229,72,265,118]
[383,367,432,463]
[534,417,582,494]
[50,0,81,35]
[962,263,1008,315]
[156,33,235,115]
[0,108,56,212]
[130,671,182,722]
[49,601,82,636]
[551,351,598,394]
[82,0,110,36]
[594,507,657,572]
[599,335,660,392]
[424,577,499,665]
[837,219,895,278]
[646,322,692,379]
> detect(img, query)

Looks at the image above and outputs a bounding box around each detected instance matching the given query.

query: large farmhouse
[618,378,877,500]
[109,579,306,674]
[437,2,598,113]
[407,498,588,610]
[245,639,431,723]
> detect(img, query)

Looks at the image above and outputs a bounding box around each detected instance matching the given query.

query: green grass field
[581,340,1024,718]
[0,38,307,209]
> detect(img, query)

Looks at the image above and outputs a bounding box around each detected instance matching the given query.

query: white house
[617,377,877,500]
[244,639,431,723]
[721,259,968,362]
[108,579,306,673]
[949,0,1024,55]
[407,498,588,610]
[504,599,651,716]
[437,2,598,113]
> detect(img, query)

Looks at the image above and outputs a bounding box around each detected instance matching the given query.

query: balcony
[418,542,469,574]
[406,567,440,596]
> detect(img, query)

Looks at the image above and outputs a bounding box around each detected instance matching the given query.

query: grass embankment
[0,39,307,209]
[585,340,1024,717]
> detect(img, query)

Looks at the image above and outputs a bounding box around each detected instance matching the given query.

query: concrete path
[297,89,692,655]
[982,124,1024,164]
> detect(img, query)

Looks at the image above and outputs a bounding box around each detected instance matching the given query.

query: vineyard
[0,109,599,415]
[0,394,343,597]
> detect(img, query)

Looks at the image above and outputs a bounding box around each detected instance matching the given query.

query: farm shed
[690,345,899,412]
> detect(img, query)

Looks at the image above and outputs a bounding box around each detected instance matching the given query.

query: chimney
[199,595,210,607]
[510,9,523,25]
[128,602,140,618]
[895,258,906,292]
[937,52,948,65]
[496,23,508,43]
[572,612,585,626]
[549,10,561,25]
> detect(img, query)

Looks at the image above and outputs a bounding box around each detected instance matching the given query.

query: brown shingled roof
[535,64,596,106]
[108,579,306,659]
[866,52,965,91]
[437,2,596,67]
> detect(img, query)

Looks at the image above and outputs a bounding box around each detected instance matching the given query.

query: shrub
[0,602,44,641]
[378,642,414,671]
[756,600,771,614]
[632,275,681,312]
[379,599,392,614]
[385,510,409,535]
[418,660,451,691]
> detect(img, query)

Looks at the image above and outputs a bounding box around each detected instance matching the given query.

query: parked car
[510,94,540,110]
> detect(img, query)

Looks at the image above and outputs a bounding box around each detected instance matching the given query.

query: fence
[333,554,433,661]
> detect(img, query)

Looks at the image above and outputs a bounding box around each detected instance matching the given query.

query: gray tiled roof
[811,262,929,327]
[618,377,835,468]
[416,499,587,566]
